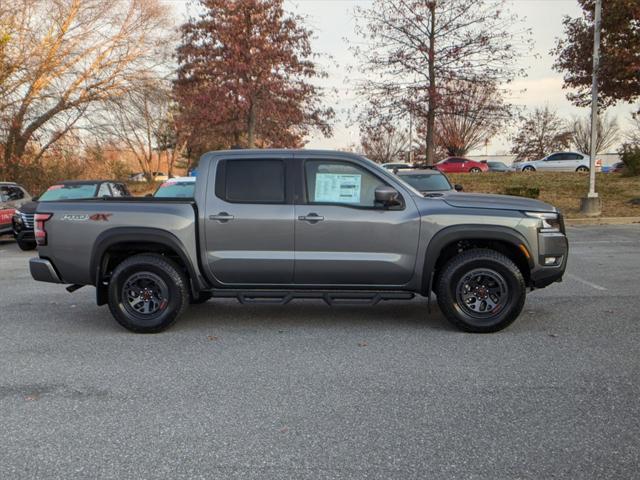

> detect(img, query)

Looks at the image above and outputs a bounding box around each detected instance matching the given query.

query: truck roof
[203,149,366,159]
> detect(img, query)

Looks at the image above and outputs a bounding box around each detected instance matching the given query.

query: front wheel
[576,166,589,173]
[108,254,189,333]
[435,249,526,333]
[469,167,482,173]
[522,166,536,172]
[17,238,37,251]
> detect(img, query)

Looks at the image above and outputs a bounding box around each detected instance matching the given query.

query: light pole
[581,0,602,216]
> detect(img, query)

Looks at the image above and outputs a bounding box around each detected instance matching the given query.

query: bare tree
[434,81,512,156]
[0,0,171,179]
[510,107,571,161]
[571,114,619,155]
[154,104,187,178]
[99,78,172,182]
[625,114,640,145]
[351,0,531,164]
[360,125,410,164]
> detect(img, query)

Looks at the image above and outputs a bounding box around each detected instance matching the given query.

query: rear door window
[216,159,285,204]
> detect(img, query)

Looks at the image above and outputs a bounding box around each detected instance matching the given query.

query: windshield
[398,173,452,192]
[154,182,195,198]
[39,184,98,201]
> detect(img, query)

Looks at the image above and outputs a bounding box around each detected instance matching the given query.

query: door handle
[209,212,234,222]
[298,213,324,223]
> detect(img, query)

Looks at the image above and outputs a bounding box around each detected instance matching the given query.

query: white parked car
[516,152,601,173]
[381,162,414,171]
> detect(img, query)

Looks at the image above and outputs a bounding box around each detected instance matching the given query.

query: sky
[165,0,637,155]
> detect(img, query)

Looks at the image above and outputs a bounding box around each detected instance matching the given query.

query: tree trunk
[425,3,437,166]
[2,131,28,179]
[247,101,256,148]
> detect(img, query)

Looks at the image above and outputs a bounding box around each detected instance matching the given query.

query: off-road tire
[435,248,526,333]
[108,254,189,333]
[17,239,37,251]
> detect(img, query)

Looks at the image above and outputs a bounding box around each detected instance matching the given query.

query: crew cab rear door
[202,155,295,285]
[292,154,420,286]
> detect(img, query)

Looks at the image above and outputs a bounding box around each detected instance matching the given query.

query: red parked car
[436,157,489,173]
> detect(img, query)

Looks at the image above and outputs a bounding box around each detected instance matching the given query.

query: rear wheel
[469,167,482,173]
[108,254,189,333]
[435,249,526,333]
[576,166,589,173]
[522,166,536,172]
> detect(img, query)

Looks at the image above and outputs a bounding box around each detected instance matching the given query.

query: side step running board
[209,290,415,306]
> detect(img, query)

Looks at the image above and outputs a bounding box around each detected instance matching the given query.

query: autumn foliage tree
[174,0,333,156]
[510,107,571,161]
[352,0,530,164]
[553,0,640,110]
[0,0,171,180]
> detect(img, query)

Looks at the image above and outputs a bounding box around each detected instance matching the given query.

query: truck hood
[440,192,556,213]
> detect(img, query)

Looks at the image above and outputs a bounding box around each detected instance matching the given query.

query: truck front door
[203,157,295,285]
[293,156,420,286]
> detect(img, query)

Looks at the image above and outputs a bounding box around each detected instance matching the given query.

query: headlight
[525,212,562,233]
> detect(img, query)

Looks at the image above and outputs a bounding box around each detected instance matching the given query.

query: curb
[565,216,640,226]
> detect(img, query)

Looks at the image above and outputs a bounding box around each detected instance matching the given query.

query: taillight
[34,213,53,246]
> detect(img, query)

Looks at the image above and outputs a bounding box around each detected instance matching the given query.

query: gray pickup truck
[29,150,568,333]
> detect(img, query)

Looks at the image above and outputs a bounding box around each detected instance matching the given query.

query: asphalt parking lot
[1,224,639,479]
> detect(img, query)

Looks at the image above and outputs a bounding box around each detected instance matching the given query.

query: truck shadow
[175,297,456,332]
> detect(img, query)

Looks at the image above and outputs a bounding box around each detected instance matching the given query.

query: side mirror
[454,184,463,192]
[375,186,401,207]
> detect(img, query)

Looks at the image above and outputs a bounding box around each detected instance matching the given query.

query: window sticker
[314,173,362,203]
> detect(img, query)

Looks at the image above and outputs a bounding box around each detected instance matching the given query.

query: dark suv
[13,180,130,250]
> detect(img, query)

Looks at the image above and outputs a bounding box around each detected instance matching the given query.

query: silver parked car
[516,152,601,173]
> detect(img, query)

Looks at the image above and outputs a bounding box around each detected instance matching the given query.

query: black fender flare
[91,227,205,305]
[422,224,534,294]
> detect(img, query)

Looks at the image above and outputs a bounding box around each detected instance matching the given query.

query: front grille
[19,212,34,229]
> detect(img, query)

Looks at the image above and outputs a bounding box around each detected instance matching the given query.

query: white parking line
[571,240,635,245]
[566,273,607,291]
